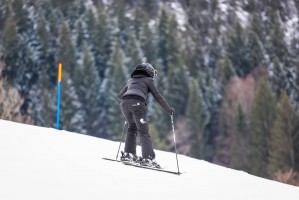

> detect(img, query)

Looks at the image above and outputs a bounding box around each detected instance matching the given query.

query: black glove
[170,107,175,115]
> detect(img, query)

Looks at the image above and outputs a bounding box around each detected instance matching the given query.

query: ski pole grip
[170,107,174,116]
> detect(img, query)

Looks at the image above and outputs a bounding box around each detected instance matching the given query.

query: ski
[102,157,122,162]
[102,157,181,175]
[122,160,181,175]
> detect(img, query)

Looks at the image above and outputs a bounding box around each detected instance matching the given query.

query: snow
[169,2,187,31]
[219,0,229,14]
[285,16,299,44]
[235,7,250,28]
[0,119,299,200]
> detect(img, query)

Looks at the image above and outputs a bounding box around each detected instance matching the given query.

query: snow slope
[0,119,298,200]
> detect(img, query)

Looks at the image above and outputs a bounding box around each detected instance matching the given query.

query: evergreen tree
[30,12,57,126]
[77,42,102,137]
[85,9,96,39]
[245,31,264,70]
[208,33,222,74]
[231,104,249,171]
[59,72,87,134]
[226,22,249,77]
[186,79,205,159]
[65,0,85,28]
[75,20,85,56]
[216,54,235,90]
[165,14,189,115]
[40,9,59,86]
[296,1,299,12]
[48,8,60,38]
[271,57,287,97]
[114,0,129,47]
[13,2,41,93]
[91,3,111,78]
[141,0,159,17]
[16,45,40,111]
[214,99,230,166]
[268,91,298,176]
[186,31,205,79]
[2,12,19,84]
[56,21,76,76]
[265,8,288,64]
[31,66,56,128]
[133,7,143,40]
[181,26,194,77]
[105,40,128,139]
[182,0,205,30]
[11,0,30,33]
[249,78,276,177]
[211,0,220,14]
[140,14,157,63]
[166,63,189,115]
[51,0,76,13]
[0,0,9,31]
[37,14,49,53]
[14,5,41,112]
[157,8,170,74]
[125,33,144,69]
[296,116,299,173]
[250,13,265,45]
[288,28,299,104]
[199,68,222,162]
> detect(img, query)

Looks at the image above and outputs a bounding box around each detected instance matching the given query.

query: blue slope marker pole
[56,63,62,130]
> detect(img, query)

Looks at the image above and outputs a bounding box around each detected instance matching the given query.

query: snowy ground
[0,119,299,200]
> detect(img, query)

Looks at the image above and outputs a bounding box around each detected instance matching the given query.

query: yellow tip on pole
[58,63,62,82]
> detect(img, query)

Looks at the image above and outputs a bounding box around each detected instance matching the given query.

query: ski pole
[116,121,127,160]
[170,114,180,175]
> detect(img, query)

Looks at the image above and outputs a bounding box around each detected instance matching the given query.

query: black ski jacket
[118,76,172,114]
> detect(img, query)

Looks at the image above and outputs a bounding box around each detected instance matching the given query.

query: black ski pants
[120,99,155,159]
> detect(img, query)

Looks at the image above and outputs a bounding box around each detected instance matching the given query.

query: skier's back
[118,63,174,168]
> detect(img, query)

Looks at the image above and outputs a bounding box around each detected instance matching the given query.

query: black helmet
[131,63,157,78]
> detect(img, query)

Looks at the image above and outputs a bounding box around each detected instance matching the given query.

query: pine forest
[1,0,299,185]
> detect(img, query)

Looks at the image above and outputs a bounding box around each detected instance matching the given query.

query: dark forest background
[1,0,299,185]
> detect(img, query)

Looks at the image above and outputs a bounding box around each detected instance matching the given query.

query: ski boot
[141,157,161,169]
[120,151,139,163]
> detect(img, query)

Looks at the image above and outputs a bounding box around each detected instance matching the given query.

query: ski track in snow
[0,119,299,200]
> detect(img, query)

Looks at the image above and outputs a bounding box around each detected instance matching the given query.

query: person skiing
[118,63,174,168]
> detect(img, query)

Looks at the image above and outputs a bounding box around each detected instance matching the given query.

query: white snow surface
[0,119,299,200]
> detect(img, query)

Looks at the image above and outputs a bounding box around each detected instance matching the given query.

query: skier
[118,63,174,168]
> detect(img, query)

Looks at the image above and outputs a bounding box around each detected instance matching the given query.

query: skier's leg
[132,103,155,159]
[124,123,137,155]
[120,100,137,155]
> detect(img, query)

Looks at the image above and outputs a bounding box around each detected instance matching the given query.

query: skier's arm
[147,78,172,114]
[118,85,128,102]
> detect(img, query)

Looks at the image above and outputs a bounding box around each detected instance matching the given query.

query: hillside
[1,0,299,179]
[0,119,298,200]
